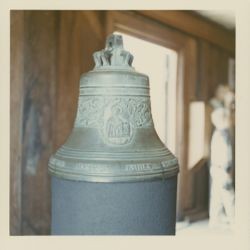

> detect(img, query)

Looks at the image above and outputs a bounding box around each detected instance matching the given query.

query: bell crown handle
[93,34,134,69]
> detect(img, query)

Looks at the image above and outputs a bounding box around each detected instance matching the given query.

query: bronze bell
[48,34,179,183]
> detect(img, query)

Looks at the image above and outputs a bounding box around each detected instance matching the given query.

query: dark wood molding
[136,10,235,53]
[106,11,188,51]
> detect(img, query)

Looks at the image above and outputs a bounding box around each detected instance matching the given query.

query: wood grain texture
[198,41,230,100]
[137,10,235,53]
[175,38,198,218]
[55,11,105,149]
[10,11,24,235]
[198,41,212,101]
[182,38,198,211]
[20,11,58,235]
[10,10,106,235]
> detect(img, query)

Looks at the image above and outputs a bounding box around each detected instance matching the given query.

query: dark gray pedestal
[51,176,177,235]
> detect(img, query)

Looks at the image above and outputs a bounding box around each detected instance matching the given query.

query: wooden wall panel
[189,40,229,102]
[10,10,106,235]
[218,50,230,84]
[209,46,230,98]
[10,11,24,235]
[198,41,212,101]
[20,11,58,235]
[55,11,105,149]
[196,40,231,101]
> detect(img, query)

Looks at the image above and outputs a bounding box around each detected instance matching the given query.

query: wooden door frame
[105,10,197,220]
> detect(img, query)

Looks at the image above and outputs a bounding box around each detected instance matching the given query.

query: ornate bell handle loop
[93,34,134,68]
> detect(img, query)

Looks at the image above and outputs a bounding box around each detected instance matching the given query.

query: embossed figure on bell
[49,34,179,235]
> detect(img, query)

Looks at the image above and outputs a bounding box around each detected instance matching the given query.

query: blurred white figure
[209,85,235,229]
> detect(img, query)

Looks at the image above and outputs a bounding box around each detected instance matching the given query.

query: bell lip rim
[48,154,179,183]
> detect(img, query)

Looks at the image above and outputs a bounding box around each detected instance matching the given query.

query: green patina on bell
[48,34,179,182]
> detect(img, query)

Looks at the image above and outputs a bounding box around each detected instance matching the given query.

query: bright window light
[188,101,205,168]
